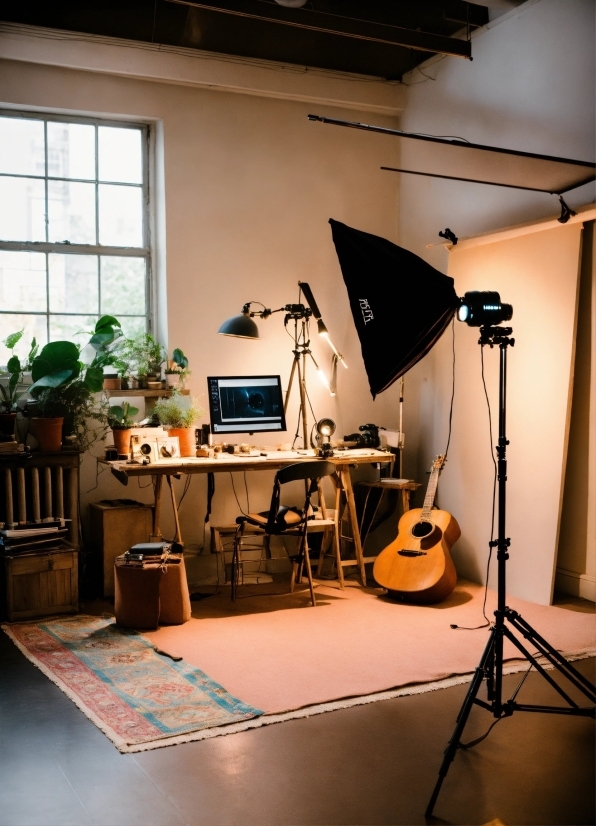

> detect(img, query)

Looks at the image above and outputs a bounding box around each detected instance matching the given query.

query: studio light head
[457,291,513,327]
[315,418,336,457]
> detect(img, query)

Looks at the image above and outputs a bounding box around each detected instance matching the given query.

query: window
[0,111,151,364]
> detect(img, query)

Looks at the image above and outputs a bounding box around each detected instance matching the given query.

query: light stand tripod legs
[425,629,497,818]
[425,327,595,818]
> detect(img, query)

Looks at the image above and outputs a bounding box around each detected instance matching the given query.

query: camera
[343,423,380,449]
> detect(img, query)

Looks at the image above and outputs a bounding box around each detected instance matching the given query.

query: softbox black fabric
[330,219,459,398]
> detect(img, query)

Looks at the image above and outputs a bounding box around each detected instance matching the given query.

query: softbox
[330,219,459,398]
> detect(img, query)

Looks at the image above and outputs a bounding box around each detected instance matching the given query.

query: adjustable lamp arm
[298,281,348,368]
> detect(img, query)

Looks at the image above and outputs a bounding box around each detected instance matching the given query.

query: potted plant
[153,391,204,457]
[28,316,123,452]
[164,348,190,389]
[107,401,139,456]
[0,331,39,439]
[127,333,167,388]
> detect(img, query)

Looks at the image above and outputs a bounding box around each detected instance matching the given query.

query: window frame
[0,108,153,344]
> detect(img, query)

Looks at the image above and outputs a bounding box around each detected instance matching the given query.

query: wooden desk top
[103,448,393,479]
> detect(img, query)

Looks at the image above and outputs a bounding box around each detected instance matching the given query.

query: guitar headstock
[431,454,446,471]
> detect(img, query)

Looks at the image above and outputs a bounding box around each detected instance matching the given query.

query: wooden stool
[114,554,191,629]
[357,479,422,552]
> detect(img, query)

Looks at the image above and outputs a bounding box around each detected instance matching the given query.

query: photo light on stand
[328,218,595,819]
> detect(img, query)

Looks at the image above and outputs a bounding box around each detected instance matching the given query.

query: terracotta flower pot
[169,427,196,457]
[112,428,132,457]
[30,417,64,453]
[103,377,122,391]
[0,412,17,439]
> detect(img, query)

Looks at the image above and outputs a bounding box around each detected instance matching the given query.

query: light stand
[425,323,596,818]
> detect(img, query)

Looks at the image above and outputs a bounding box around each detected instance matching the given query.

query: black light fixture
[457,291,513,327]
[315,417,336,458]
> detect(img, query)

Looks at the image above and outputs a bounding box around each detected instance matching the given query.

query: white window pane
[48,180,96,244]
[47,122,95,181]
[0,313,47,366]
[0,250,47,312]
[98,126,142,184]
[98,184,143,247]
[49,315,96,348]
[0,177,46,242]
[49,254,98,314]
[118,316,147,339]
[100,256,146,316]
[0,117,45,176]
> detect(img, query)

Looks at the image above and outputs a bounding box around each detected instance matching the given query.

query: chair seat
[239,508,304,531]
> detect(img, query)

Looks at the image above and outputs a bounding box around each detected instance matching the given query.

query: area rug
[3,581,595,753]
[2,615,262,752]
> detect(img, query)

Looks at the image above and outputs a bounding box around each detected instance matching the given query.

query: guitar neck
[421,468,440,519]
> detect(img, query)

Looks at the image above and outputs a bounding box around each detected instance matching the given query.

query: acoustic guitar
[373,455,459,604]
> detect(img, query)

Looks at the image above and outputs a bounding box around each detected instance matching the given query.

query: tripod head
[478,325,514,348]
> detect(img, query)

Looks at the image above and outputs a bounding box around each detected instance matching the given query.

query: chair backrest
[265,461,335,534]
[276,460,335,486]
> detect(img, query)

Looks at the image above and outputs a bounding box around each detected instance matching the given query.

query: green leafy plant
[0,331,39,412]
[107,401,139,429]
[153,391,204,428]
[164,348,191,384]
[123,333,167,378]
[28,316,123,450]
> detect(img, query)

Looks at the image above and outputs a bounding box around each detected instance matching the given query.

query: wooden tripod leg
[342,468,367,587]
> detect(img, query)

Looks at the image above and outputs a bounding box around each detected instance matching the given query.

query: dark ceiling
[0,1,495,80]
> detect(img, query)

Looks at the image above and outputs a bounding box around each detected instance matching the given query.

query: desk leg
[167,475,183,545]
[150,475,164,541]
[341,468,367,587]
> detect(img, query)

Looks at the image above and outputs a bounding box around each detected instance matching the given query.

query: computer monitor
[207,375,287,435]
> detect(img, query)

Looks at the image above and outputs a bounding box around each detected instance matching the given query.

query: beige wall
[0,55,406,545]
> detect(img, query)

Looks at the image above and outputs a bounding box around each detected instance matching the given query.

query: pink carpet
[145,580,595,715]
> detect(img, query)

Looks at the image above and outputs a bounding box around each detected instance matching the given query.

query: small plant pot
[103,377,122,391]
[147,381,162,391]
[169,427,196,457]
[30,417,64,453]
[120,378,130,390]
[136,377,148,389]
[165,373,180,388]
[0,412,17,439]
[112,428,132,457]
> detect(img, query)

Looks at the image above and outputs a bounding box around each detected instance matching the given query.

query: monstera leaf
[30,341,81,392]
[89,316,123,350]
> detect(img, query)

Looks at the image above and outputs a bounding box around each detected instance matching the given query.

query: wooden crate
[2,548,78,621]
[89,500,153,597]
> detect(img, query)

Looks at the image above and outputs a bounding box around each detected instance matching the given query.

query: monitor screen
[207,375,287,435]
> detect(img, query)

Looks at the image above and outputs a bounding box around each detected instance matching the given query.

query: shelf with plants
[105,389,190,398]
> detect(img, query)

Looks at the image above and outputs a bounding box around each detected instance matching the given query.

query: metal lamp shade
[218,314,260,339]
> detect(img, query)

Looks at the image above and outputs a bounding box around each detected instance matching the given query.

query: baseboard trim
[555,567,596,602]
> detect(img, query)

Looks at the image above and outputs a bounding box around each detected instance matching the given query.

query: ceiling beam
[166,0,473,59]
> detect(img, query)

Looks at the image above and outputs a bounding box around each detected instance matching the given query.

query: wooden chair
[233,461,336,606]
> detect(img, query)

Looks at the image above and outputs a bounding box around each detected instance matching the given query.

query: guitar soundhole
[411,520,434,538]
[398,550,427,557]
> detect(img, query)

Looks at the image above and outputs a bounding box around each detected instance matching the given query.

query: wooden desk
[105,449,393,586]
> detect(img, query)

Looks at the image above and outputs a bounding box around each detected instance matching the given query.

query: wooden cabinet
[89,500,153,597]
[2,548,78,621]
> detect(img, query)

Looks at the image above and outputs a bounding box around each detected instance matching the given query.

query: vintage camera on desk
[343,423,380,449]
[129,434,180,464]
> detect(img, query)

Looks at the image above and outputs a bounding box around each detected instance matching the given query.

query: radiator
[0,454,79,546]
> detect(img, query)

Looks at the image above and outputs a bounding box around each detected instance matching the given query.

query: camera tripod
[426,324,596,818]
[283,310,325,449]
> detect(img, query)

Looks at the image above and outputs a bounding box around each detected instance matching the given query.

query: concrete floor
[0,609,594,826]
